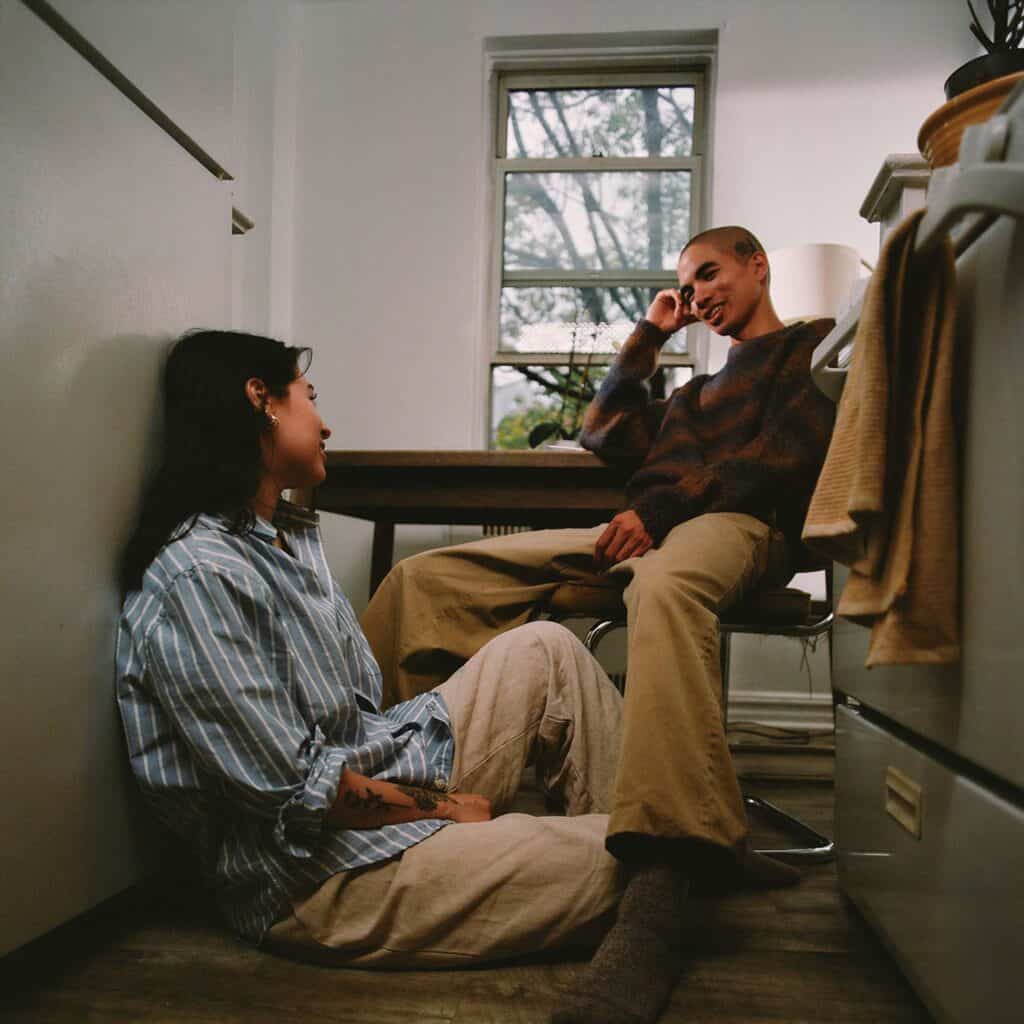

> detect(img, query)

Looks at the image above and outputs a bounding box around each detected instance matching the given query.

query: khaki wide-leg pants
[266,622,627,968]
[360,512,788,870]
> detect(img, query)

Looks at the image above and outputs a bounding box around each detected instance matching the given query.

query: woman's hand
[443,792,493,824]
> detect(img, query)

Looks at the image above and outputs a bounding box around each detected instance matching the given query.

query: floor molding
[727,688,834,732]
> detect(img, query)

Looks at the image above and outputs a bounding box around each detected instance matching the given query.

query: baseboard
[727,688,834,732]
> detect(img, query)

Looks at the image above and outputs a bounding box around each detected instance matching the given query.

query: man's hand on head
[594,510,654,570]
[645,288,699,336]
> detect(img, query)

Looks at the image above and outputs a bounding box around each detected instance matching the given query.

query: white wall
[46,0,239,163]
[286,0,975,611]
[0,0,235,955]
[231,0,302,337]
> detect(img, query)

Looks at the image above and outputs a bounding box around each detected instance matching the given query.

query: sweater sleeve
[629,330,836,546]
[578,320,674,466]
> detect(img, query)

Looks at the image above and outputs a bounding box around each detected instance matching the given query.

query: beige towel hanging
[802,210,961,666]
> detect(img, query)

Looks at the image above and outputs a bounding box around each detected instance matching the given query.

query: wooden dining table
[308,449,631,596]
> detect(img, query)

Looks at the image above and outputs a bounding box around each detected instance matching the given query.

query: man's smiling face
[677,239,768,339]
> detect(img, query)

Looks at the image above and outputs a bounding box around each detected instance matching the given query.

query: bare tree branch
[642,88,665,279]
[525,93,613,322]
[509,175,587,271]
[508,103,529,158]
[517,365,598,403]
[548,92,585,157]
[545,91,646,311]
[657,90,695,141]
[608,284,645,324]
[527,92,570,156]
[502,246,563,268]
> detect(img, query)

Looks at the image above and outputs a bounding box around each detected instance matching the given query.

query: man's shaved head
[680,225,767,265]
[680,226,769,286]
[676,224,780,340]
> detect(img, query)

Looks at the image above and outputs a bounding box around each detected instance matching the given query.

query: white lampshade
[766,243,863,322]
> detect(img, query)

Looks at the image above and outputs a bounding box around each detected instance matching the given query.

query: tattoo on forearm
[342,783,454,819]
[342,787,387,812]
[395,784,455,812]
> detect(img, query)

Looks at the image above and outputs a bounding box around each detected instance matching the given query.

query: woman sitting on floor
[116,330,689,1023]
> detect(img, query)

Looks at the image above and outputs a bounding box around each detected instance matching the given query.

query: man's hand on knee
[594,510,653,570]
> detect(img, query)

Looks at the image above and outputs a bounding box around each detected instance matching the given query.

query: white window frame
[483,43,714,447]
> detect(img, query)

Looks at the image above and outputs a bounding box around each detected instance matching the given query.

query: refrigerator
[811,81,1024,1024]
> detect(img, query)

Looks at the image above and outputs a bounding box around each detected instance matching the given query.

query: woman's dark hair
[120,330,311,593]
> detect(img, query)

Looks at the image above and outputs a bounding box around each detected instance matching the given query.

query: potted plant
[527,324,597,449]
[946,1,1024,98]
[919,0,1024,167]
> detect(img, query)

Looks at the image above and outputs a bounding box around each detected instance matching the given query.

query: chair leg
[583,618,624,656]
[742,795,836,862]
[583,619,626,694]
[719,632,731,725]
[585,617,835,864]
[720,626,835,864]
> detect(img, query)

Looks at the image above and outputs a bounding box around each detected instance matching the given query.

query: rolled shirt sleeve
[118,506,457,942]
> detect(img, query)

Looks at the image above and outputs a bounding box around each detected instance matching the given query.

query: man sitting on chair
[361,225,837,1024]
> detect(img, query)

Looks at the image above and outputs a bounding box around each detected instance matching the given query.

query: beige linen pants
[360,512,788,871]
[266,621,627,968]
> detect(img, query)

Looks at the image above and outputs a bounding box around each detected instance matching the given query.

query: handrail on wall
[20,0,234,183]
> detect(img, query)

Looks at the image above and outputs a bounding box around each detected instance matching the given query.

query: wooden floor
[1,775,932,1024]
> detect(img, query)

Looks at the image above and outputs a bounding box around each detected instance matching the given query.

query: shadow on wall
[0,286,177,899]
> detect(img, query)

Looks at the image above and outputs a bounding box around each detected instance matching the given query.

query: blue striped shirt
[115,502,454,943]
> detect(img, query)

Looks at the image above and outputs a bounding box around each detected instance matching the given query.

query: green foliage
[492,363,610,450]
[494,403,557,450]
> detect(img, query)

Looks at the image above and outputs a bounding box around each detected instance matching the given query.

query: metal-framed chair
[546,571,836,863]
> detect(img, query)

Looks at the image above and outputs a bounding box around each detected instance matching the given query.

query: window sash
[497,156,700,174]
[495,351,694,366]
[502,273,681,288]
[488,64,706,446]
[495,162,704,281]
[496,70,706,160]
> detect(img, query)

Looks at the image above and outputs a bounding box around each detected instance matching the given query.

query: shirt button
[434,775,447,790]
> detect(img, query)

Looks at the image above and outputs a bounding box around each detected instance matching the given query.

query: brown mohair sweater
[579,318,836,556]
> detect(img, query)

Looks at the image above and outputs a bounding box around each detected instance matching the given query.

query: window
[488,67,706,449]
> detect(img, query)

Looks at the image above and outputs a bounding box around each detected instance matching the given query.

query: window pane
[503,171,690,272]
[500,286,688,355]
[491,364,609,450]
[506,86,695,158]
[664,365,693,392]
[491,363,688,450]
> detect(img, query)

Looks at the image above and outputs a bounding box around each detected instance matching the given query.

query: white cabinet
[835,707,1024,1024]
[817,102,1024,1023]
[0,0,233,955]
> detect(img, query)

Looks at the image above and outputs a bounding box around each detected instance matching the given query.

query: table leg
[369,521,396,599]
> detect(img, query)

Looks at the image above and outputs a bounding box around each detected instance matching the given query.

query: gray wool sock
[550,863,690,1024]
